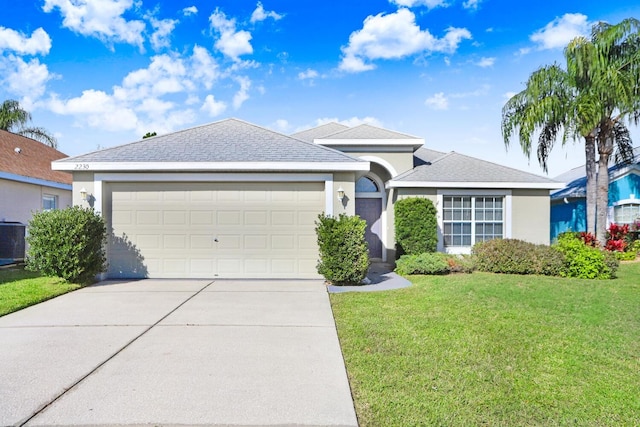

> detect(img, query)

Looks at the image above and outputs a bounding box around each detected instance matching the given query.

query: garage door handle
[214,237,219,242]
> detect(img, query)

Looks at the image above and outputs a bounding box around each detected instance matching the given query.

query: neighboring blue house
[550,148,640,241]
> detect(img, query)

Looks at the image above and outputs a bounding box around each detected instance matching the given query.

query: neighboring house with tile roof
[0,130,72,225]
[53,118,562,280]
[550,147,640,241]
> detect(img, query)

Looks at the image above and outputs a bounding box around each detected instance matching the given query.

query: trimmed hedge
[394,197,437,257]
[396,253,450,275]
[395,252,475,275]
[26,206,107,284]
[555,232,618,279]
[315,213,370,285]
[472,238,565,276]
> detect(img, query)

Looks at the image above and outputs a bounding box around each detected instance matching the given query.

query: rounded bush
[26,206,107,284]
[472,238,565,276]
[315,213,370,285]
[554,232,618,279]
[394,197,438,257]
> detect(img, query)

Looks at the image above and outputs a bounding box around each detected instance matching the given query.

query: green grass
[331,262,640,426]
[0,266,81,317]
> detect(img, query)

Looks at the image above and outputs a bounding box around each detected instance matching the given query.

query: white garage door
[107,182,325,279]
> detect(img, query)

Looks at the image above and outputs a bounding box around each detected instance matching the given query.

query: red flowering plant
[605,223,629,252]
[579,231,599,247]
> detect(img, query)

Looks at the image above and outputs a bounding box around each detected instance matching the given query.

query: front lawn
[331,262,640,426]
[0,266,80,317]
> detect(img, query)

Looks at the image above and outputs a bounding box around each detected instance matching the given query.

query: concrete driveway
[0,279,358,427]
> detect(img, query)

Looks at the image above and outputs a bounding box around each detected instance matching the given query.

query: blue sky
[2,0,639,177]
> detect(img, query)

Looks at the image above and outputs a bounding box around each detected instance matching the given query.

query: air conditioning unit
[0,222,26,262]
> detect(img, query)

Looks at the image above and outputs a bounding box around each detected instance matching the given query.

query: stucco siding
[609,172,640,205]
[0,178,71,224]
[512,189,551,245]
[347,151,414,177]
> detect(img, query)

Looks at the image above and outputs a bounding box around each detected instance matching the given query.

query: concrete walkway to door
[0,279,358,427]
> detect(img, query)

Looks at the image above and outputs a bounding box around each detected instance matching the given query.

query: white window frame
[437,190,512,254]
[612,198,640,224]
[42,194,58,211]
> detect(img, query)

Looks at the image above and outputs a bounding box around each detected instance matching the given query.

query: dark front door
[355,198,383,258]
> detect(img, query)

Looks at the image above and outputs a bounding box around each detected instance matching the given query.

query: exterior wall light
[337,186,345,201]
[80,187,88,201]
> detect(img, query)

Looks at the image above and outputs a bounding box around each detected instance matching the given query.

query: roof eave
[52,161,371,172]
[386,180,565,190]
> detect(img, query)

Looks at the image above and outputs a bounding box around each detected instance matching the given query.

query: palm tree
[0,99,57,149]
[502,18,640,243]
[567,19,640,243]
[501,63,598,235]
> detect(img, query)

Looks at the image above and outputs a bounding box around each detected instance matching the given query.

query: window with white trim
[42,194,58,211]
[443,196,504,247]
[613,203,640,224]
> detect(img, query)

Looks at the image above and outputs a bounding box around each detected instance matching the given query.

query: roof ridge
[446,150,557,181]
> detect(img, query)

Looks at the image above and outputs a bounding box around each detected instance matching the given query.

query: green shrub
[394,197,437,257]
[315,213,370,285]
[396,252,451,275]
[472,239,564,276]
[616,250,638,261]
[26,206,107,284]
[445,254,476,273]
[554,232,618,279]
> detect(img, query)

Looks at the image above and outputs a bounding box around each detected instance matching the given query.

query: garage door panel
[108,182,324,278]
[217,211,241,225]
[136,211,160,225]
[244,211,268,225]
[271,235,295,250]
[190,235,214,250]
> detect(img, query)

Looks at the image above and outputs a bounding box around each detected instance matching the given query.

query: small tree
[26,206,107,284]
[315,213,369,285]
[394,197,438,257]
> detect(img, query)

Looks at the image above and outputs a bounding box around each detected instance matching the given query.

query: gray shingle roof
[320,124,421,140]
[56,118,363,165]
[291,122,349,143]
[394,151,561,185]
[551,146,640,199]
[414,147,447,166]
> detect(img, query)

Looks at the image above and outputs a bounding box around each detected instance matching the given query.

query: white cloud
[3,56,55,110]
[530,13,590,50]
[462,0,480,10]
[339,9,471,73]
[48,89,139,131]
[209,9,253,61]
[389,0,448,9]
[298,68,319,80]
[182,6,198,16]
[201,94,227,117]
[42,0,146,49]
[425,92,448,110]
[232,76,251,109]
[250,2,283,23]
[149,17,178,51]
[449,84,490,98]
[191,45,220,89]
[0,27,51,55]
[475,56,495,67]
[273,119,290,132]
[44,47,222,134]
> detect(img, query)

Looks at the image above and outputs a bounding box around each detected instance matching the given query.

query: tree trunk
[585,135,596,235]
[596,131,613,245]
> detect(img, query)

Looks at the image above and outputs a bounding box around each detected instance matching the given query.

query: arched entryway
[355,175,384,260]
